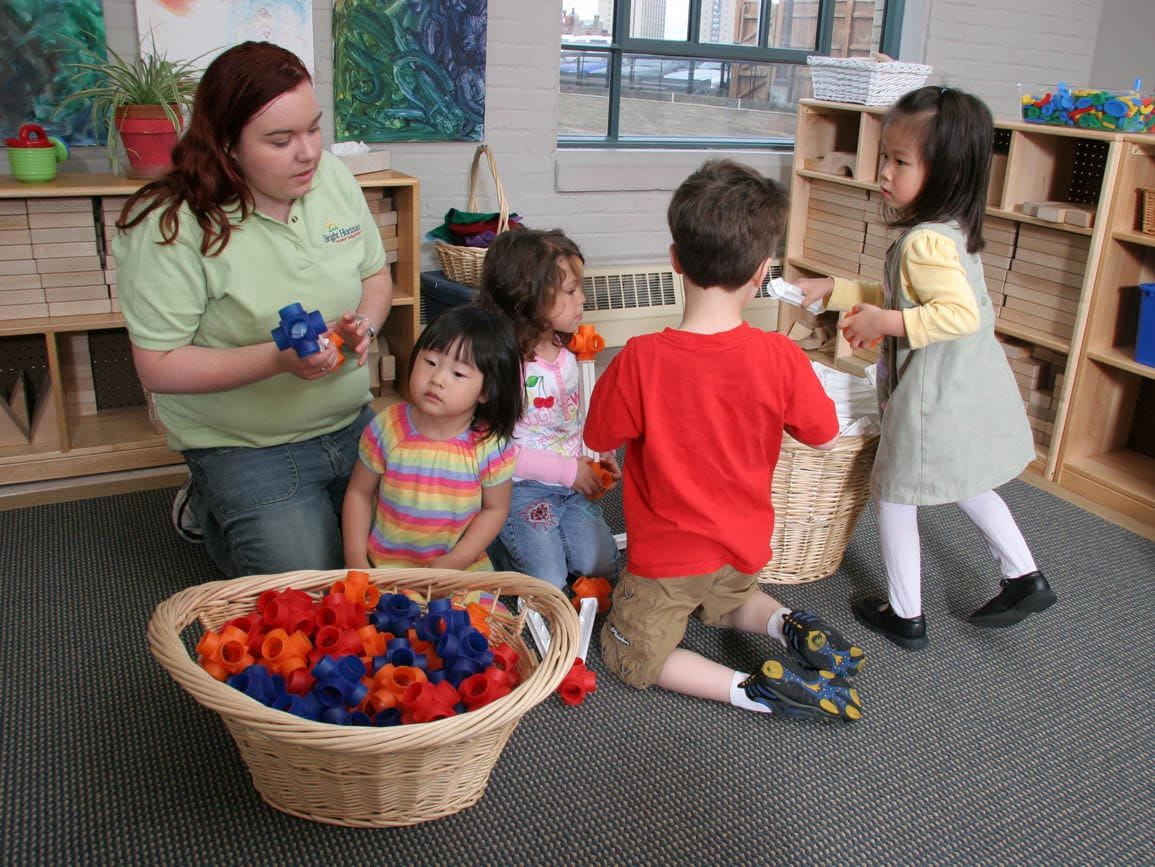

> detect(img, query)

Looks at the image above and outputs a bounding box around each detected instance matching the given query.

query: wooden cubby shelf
[784,101,1154,528]
[0,170,421,494]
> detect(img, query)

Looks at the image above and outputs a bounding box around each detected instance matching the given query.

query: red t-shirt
[584,323,839,578]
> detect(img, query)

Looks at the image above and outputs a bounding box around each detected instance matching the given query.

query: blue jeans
[495,480,619,589]
[182,406,373,578]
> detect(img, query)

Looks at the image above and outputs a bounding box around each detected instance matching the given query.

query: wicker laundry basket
[148,568,577,827]
[761,434,880,585]
[807,56,932,106]
[435,144,510,288]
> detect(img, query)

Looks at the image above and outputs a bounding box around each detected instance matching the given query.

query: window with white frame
[560,0,904,147]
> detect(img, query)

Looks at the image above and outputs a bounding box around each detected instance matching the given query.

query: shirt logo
[321,219,363,244]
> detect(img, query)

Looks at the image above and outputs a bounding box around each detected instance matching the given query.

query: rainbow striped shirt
[358,403,516,569]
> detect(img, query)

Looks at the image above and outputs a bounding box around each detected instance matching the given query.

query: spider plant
[54,38,202,172]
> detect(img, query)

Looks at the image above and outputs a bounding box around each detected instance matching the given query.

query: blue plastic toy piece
[271,302,328,357]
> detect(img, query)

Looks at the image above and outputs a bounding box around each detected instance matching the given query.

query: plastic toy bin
[1137,283,1155,368]
[1019,83,1155,133]
[148,568,578,827]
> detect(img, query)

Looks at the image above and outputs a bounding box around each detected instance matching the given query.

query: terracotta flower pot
[114,104,184,179]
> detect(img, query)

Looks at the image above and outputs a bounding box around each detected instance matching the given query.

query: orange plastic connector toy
[581,458,616,500]
[196,625,255,681]
[567,323,606,361]
[331,569,380,609]
[571,576,612,613]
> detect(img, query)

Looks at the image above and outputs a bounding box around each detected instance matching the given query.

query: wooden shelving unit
[782,101,1154,531]
[0,170,420,493]
[1054,135,1155,526]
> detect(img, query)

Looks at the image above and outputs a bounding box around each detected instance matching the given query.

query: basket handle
[466,144,510,234]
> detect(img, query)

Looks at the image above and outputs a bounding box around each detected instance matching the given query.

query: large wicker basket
[761,434,879,584]
[435,144,510,288]
[148,568,577,827]
[807,56,932,106]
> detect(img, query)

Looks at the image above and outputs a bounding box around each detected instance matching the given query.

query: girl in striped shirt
[342,305,523,570]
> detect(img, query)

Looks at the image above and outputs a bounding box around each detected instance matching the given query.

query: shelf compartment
[1061,449,1155,526]
[1087,345,1155,379]
[1002,130,1110,225]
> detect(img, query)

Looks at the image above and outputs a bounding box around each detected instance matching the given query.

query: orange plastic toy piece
[331,569,380,609]
[373,663,428,699]
[568,323,606,361]
[581,457,616,500]
[557,658,597,706]
[259,628,312,677]
[571,576,612,613]
[196,625,255,681]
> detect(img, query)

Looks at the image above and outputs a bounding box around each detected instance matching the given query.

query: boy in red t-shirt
[585,160,866,721]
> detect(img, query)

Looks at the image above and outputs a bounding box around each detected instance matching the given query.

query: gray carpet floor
[2,479,1152,865]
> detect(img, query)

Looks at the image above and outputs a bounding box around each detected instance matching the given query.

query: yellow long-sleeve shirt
[827,228,981,349]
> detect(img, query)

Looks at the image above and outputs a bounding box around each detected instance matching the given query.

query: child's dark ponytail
[885,85,993,254]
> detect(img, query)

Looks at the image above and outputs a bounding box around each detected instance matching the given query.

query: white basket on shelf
[807,56,932,106]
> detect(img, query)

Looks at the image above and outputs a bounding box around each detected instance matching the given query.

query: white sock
[729,670,773,713]
[767,607,790,644]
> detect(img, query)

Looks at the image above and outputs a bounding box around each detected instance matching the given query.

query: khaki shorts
[599,565,760,689]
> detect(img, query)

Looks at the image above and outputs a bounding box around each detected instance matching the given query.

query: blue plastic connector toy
[271,302,329,357]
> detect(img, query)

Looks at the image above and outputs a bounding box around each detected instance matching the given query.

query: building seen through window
[560,0,902,145]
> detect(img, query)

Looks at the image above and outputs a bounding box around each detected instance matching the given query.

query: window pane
[561,1,615,41]
[766,0,820,50]
[629,0,689,40]
[559,49,611,137]
[617,54,804,140]
[698,0,761,47]
[829,0,886,57]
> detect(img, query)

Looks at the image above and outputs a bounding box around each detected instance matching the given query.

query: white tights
[877,490,1038,618]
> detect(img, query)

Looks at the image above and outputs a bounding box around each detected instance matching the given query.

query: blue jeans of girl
[495,480,619,589]
[182,406,373,578]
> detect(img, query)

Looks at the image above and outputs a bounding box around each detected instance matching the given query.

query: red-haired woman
[113,42,392,577]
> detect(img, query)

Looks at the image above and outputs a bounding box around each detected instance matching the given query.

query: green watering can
[6,123,69,183]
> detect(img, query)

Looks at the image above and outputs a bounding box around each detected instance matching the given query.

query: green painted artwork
[1,0,108,146]
[333,0,486,143]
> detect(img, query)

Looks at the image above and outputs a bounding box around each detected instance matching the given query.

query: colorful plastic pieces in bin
[1020,83,1154,132]
[195,572,524,726]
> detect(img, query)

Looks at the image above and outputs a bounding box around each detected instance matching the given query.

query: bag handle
[466,144,510,234]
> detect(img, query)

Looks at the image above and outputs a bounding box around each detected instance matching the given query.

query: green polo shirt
[114,152,386,451]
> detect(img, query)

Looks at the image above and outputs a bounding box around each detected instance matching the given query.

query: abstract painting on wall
[333,0,486,143]
[134,0,315,76]
[0,0,108,146]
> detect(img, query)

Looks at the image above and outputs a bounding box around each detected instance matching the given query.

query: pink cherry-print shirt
[512,347,583,485]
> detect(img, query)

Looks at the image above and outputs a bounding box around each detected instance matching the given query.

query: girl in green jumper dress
[799,86,1057,649]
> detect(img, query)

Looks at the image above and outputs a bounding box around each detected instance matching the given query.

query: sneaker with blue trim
[782,609,866,677]
[171,477,203,544]
[740,655,862,722]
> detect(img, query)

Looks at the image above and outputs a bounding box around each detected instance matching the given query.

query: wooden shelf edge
[0,464,187,511]
[994,318,1071,353]
[1059,453,1155,531]
[1110,229,1155,249]
[796,169,880,192]
[1086,346,1155,380]
[986,207,1095,236]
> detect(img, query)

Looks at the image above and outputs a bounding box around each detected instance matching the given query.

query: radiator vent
[583,266,679,314]
[578,261,781,346]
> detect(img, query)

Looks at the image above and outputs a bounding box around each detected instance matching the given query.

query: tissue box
[1019,83,1155,133]
[334,148,392,175]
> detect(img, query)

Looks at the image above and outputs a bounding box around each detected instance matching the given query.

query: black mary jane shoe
[969,571,1057,628]
[851,597,928,650]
